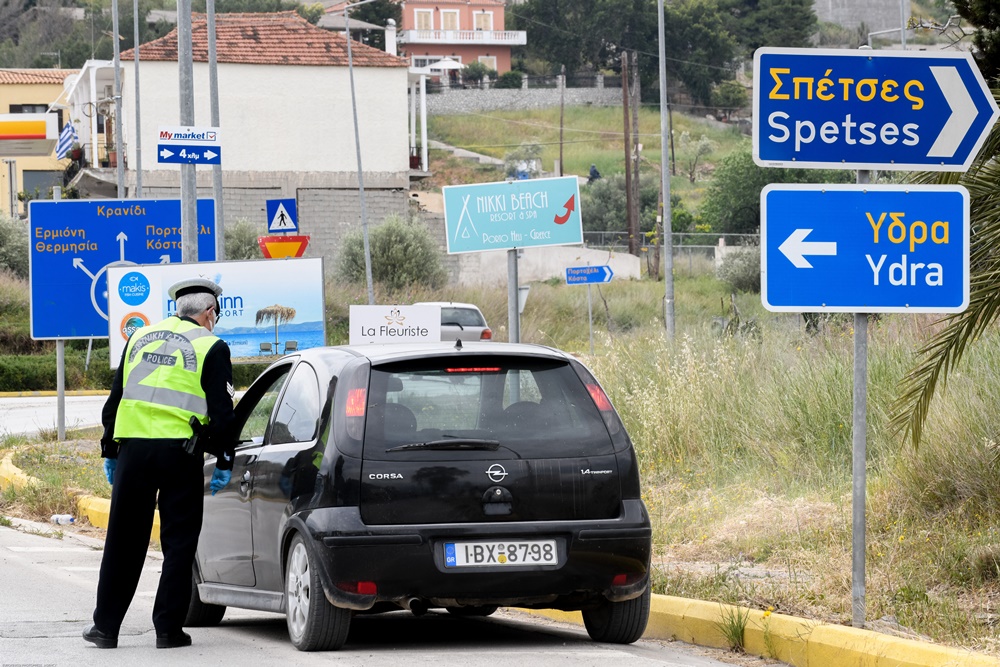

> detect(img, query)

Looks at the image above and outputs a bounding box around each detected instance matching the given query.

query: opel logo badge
[486,464,508,483]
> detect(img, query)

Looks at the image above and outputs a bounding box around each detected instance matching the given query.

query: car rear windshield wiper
[385,438,500,453]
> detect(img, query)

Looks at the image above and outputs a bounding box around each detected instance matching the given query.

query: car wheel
[581,587,650,644]
[285,533,351,651]
[184,569,226,627]
[445,605,498,617]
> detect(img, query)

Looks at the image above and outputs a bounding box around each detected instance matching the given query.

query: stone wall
[814,0,900,32]
[425,86,621,115]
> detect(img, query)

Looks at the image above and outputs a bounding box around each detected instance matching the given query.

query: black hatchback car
[186,342,651,651]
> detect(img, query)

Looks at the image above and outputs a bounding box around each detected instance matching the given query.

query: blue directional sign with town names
[761,184,969,313]
[753,47,999,171]
[566,265,614,285]
[442,177,583,254]
[29,199,216,339]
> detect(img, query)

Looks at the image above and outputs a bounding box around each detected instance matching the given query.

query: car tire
[285,533,351,651]
[184,570,226,627]
[445,605,498,617]
[581,587,650,644]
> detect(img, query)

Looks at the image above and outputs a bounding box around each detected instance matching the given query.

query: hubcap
[286,542,310,638]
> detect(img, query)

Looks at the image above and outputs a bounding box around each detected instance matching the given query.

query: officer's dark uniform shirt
[100,315,236,470]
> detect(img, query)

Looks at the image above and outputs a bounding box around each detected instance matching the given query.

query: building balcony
[399,29,527,46]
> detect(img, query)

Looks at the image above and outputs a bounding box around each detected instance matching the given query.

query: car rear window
[362,355,615,461]
[440,307,485,327]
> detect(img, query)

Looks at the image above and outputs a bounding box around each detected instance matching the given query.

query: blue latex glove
[103,459,117,486]
[210,468,232,496]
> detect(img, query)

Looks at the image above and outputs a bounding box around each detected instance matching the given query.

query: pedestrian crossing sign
[266,198,298,233]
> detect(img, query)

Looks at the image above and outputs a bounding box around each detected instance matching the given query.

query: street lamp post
[344,0,380,305]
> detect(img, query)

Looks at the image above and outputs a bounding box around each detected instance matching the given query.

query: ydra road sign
[753,47,1000,171]
[761,184,969,313]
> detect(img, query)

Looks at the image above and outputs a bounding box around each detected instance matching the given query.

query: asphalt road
[0,394,107,437]
[0,520,744,667]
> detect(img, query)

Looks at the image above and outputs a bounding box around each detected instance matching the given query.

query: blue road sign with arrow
[157,125,222,165]
[761,184,969,313]
[753,47,1000,171]
[28,199,217,339]
[566,265,614,285]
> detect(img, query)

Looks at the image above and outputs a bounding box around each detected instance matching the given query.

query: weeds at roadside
[0,515,11,527]
[716,603,750,652]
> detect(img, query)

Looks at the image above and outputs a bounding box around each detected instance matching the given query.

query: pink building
[396,0,526,74]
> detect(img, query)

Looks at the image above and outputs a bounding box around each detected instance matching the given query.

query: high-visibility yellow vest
[113,316,219,440]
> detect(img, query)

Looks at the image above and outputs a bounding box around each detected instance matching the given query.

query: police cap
[168,277,223,301]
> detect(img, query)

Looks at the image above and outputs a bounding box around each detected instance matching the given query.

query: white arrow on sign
[204,149,218,161]
[599,266,613,282]
[927,66,977,158]
[159,147,174,159]
[778,228,837,268]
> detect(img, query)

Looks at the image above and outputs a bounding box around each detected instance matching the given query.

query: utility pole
[559,64,565,176]
[630,51,641,258]
[621,52,636,255]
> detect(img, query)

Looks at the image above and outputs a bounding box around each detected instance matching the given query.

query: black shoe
[82,625,118,649]
[155,630,192,649]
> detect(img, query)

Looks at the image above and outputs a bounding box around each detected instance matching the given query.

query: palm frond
[890,90,1000,447]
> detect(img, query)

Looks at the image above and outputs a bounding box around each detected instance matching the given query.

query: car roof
[412,301,483,311]
[293,341,571,366]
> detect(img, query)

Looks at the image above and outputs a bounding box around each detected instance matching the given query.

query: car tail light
[612,574,628,587]
[480,328,493,340]
[586,382,620,435]
[446,367,501,373]
[346,388,367,417]
[335,580,377,595]
[346,387,367,439]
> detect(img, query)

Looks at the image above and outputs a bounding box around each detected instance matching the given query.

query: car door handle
[242,470,251,482]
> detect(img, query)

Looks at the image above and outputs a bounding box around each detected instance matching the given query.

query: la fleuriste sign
[753,47,1000,171]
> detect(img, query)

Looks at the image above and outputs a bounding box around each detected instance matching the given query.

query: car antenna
[454,338,463,350]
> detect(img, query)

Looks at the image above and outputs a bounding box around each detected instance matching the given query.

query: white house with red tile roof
[59,11,413,264]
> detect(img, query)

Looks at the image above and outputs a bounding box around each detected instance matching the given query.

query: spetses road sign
[753,47,1000,171]
[761,184,969,313]
[442,177,583,254]
[29,199,216,339]
[566,265,613,284]
[157,125,222,165]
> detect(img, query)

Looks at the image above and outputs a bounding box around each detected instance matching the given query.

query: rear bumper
[299,499,651,611]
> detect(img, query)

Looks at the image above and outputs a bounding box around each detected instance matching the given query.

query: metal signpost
[157,125,222,165]
[754,48,999,171]
[753,45,990,629]
[443,177,584,342]
[28,199,216,339]
[566,265,614,355]
[762,184,969,313]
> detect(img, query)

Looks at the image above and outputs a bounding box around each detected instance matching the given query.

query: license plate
[444,539,558,568]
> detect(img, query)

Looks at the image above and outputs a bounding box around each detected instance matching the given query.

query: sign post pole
[507,249,519,344]
[852,168,869,629]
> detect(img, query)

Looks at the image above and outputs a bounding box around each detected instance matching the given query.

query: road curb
[0,390,109,398]
[529,596,1000,666]
[2,454,997,665]
[0,452,160,541]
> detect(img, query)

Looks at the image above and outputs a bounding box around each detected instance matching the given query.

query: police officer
[83,277,237,649]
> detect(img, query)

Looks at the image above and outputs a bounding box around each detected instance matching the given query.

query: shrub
[338,214,446,290]
[224,217,265,260]
[0,214,29,279]
[716,246,760,293]
[462,61,497,83]
[495,71,523,89]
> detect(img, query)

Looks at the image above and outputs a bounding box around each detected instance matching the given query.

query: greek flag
[55,122,78,159]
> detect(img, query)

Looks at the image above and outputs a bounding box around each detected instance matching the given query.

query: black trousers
[93,439,204,635]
